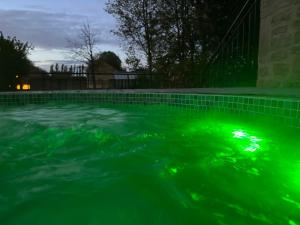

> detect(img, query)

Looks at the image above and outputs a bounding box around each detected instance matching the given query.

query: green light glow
[168,167,178,175]
[289,220,298,225]
[250,136,262,142]
[2,103,300,225]
[190,192,203,202]
[232,131,247,138]
[246,168,260,176]
[282,195,300,209]
[134,133,161,140]
[226,203,247,216]
[289,162,300,193]
[245,143,260,152]
[232,130,263,153]
[160,166,180,178]
[185,120,267,156]
[94,131,111,144]
[294,161,300,186]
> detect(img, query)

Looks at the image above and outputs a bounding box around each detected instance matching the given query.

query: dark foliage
[96,51,122,71]
[0,32,33,91]
[106,0,251,86]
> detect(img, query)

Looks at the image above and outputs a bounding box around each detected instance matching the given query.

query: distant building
[88,61,116,89]
[87,61,141,89]
[113,71,138,89]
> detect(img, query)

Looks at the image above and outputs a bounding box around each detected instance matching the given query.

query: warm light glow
[16,84,21,90]
[22,84,31,91]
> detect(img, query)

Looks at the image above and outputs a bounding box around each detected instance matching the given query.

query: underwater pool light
[232,130,263,153]
[232,131,247,139]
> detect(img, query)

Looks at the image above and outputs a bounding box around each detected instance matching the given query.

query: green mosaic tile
[0,91,300,127]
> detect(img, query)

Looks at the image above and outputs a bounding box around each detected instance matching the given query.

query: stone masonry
[257,0,300,87]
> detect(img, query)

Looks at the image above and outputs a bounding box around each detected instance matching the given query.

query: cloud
[0,9,120,50]
[34,60,79,64]
[0,6,126,70]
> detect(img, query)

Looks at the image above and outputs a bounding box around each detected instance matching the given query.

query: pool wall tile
[0,91,300,127]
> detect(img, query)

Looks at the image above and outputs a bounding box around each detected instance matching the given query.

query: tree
[97,51,122,70]
[86,51,122,74]
[0,32,33,91]
[106,0,216,78]
[106,0,160,72]
[68,22,99,89]
[126,56,142,72]
[55,63,59,72]
[50,64,54,73]
[81,65,85,75]
[29,62,47,75]
[106,0,247,85]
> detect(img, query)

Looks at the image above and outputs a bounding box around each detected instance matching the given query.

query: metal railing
[201,0,260,87]
[15,72,175,91]
[6,0,261,92]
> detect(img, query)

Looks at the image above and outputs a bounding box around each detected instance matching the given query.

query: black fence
[8,0,261,91]
[15,72,181,91]
[201,0,261,87]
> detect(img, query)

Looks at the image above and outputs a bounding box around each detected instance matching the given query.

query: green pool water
[0,103,299,225]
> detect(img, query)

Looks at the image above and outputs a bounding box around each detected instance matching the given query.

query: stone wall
[257,0,300,87]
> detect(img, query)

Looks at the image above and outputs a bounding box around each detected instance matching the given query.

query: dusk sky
[0,0,125,71]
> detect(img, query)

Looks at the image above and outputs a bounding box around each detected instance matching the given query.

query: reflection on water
[0,103,299,225]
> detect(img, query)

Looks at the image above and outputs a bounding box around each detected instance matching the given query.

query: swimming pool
[0,92,300,225]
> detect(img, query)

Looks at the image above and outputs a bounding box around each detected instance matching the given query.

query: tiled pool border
[0,91,300,128]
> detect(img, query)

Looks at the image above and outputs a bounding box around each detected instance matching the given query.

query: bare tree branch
[67,22,99,89]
